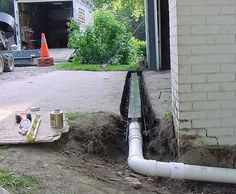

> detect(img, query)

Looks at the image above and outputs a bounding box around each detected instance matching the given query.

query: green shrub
[130,37,146,59]
[68,10,140,65]
[68,19,81,49]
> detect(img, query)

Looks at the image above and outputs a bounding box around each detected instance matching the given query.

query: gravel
[0,66,54,84]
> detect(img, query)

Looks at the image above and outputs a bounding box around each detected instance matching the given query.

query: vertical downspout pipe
[128,121,236,184]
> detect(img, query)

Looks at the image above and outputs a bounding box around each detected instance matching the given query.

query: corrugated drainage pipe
[128,121,236,184]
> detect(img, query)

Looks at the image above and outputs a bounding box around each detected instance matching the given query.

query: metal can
[50,109,63,129]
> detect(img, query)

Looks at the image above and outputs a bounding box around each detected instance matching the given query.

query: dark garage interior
[18,1,73,49]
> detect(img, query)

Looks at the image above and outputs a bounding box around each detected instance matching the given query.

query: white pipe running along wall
[128,121,236,184]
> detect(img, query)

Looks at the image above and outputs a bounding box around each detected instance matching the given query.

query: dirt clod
[125,177,142,189]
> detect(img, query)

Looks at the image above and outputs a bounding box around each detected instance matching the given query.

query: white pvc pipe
[128,121,236,184]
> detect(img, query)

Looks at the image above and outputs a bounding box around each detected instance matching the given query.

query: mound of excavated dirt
[57,112,127,158]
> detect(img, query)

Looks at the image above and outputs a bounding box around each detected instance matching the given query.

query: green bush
[130,37,146,59]
[68,10,140,65]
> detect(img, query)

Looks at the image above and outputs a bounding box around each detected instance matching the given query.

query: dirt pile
[144,116,177,162]
[57,111,127,158]
[179,136,236,168]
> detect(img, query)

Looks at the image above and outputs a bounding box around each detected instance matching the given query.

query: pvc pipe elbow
[128,155,171,177]
[128,155,156,176]
[127,113,236,183]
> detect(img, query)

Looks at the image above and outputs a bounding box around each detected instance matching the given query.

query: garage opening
[18,1,73,49]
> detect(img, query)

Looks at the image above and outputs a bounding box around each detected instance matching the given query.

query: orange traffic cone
[38,33,54,67]
[40,33,50,57]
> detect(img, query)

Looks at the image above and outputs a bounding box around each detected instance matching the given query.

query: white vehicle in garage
[0,12,15,74]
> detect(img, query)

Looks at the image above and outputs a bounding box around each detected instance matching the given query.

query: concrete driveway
[0,70,127,121]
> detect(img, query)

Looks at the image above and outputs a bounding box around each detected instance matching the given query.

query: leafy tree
[93,0,146,41]
[93,0,144,20]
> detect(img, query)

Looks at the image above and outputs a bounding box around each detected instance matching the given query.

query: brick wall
[169,0,236,147]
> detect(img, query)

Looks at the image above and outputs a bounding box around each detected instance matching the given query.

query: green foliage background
[93,0,144,20]
[69,10,144,65]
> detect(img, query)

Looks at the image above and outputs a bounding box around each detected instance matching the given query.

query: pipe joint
[129,121,141,130]
[129,135,142,143]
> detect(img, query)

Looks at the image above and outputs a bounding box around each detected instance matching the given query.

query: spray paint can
[50,109,63,129]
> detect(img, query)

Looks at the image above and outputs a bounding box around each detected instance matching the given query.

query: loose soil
[144,117,177,162]
[0,112,236,193]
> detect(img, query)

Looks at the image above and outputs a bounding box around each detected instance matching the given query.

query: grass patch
[55,62,137,71]
[0,169,39,193]
[66,112,93,120]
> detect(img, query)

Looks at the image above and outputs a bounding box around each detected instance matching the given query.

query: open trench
[120,71,177,162]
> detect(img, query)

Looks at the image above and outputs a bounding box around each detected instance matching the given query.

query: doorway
[158,0,170,70]
[18,1,73,49]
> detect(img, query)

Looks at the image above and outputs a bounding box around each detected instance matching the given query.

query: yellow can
[50,110,64,129]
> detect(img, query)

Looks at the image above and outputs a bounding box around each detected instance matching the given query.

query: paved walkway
[143,71,171,118]
[0,71,126,121]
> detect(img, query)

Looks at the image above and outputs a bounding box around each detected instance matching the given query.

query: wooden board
[0,111,69,145]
